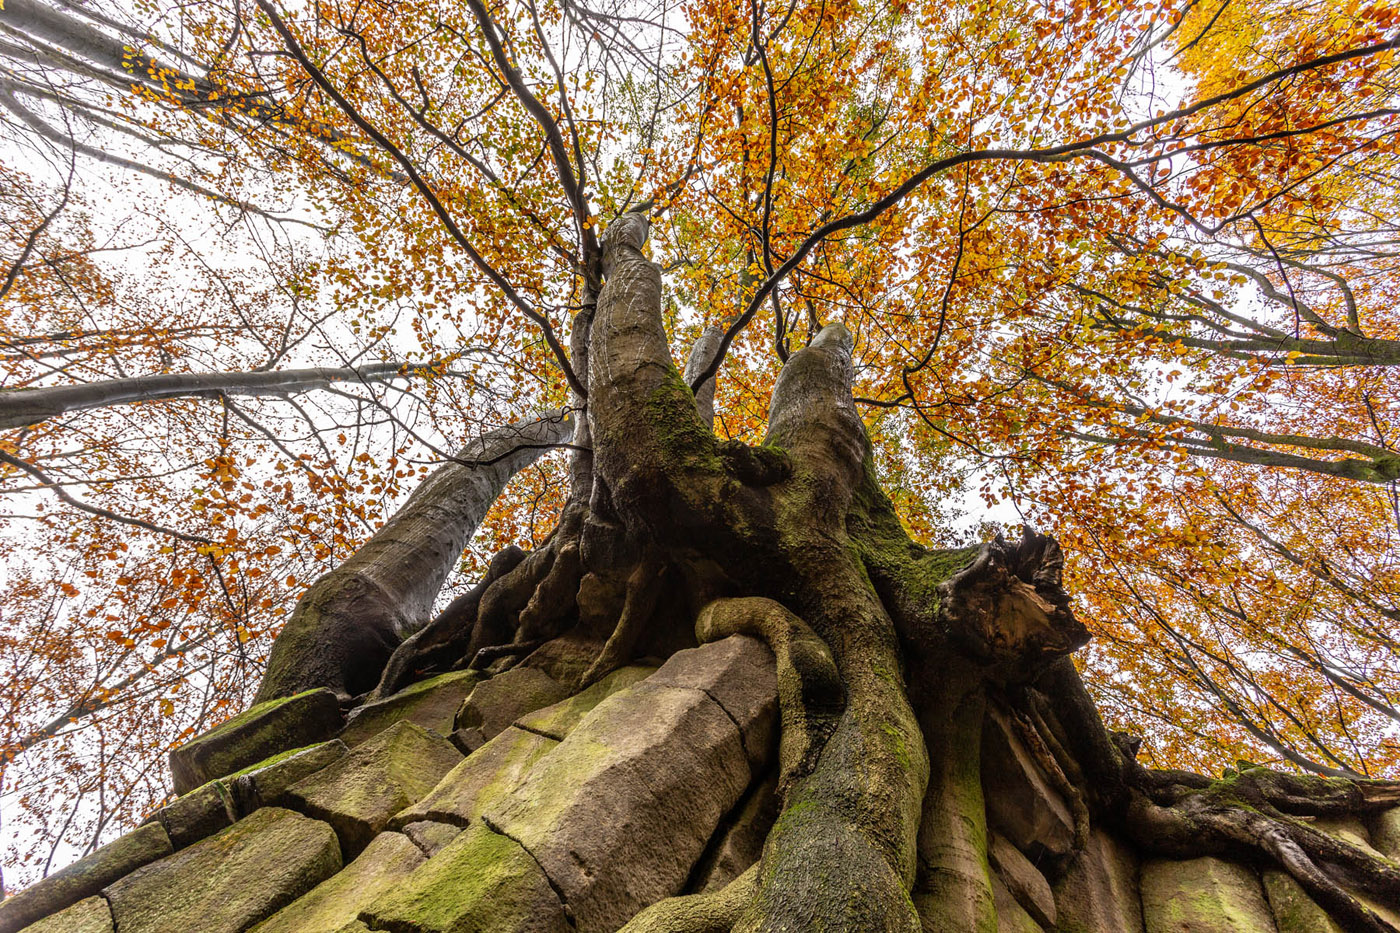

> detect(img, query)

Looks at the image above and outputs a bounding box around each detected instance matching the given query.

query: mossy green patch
[104,808,341,933]
[179,742,325,797]
[249,831,424,933]
[392,726,558,828]
[360,822,570,933]
[1141,856,1277,933]
[881,722,912,771]
[515,665,656,739]
[644,366,723,471]
[169,688,342,795]
[340,669,480,746]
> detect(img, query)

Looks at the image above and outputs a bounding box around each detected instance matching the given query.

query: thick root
[732,720,923,933]
[370,545,527,698]
[696,595,925,933]
[513,538,582,643]
[695,597,843,787]
[617,864,758,933]
[1030,651,1400,933]
[579,555,666,687]
[1125,787,1400,933]
[463,540,560,666]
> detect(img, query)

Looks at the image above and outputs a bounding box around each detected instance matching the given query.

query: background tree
[0,0,1397,916]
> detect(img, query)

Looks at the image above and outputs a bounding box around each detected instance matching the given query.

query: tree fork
[248,206,1400,931]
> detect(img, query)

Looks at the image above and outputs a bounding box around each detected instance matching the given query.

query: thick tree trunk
[255,410,571,702]
[249,208,1400,932]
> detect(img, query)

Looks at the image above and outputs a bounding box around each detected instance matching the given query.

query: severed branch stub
[935,526,1087,679]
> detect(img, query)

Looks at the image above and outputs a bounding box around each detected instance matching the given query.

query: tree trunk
[255,410,571,702]
[247,208,1400,932]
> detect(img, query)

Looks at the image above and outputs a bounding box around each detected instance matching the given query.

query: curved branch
[687,36,1400,391]
[252,0,585,398]
[0,449,212,543]
[462,0,602,293]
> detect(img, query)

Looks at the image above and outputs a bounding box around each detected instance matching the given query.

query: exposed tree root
[466,539,561,660]
[466,638,545,669]
[253,205,1400,933]
[694,597,842,787]
[617,864,758,933]
[1124,785,1400,932]
[1009,703,1090,850]
[370,545,526,697]
[1025,655,1400,933]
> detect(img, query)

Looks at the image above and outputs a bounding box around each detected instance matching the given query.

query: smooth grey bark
[0,363,414,431]
[256,410,572,701]
[0,0,189,94]
[684,324,725,429]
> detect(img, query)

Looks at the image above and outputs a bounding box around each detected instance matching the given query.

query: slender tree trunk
[255,410,571,702]
[0,363,419,431]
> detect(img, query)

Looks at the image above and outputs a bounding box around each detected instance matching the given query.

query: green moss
[171,686,342,794]
[643,366,722,471]
[362,822,567,931]
[773,795,819,833]
[516,665,655,739]
[881,722,912,770]
[1143,857,1277,932]
[179,743,323,798]
[503,735,615,835]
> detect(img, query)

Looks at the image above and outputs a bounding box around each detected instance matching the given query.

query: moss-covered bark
[251,206,1400,932]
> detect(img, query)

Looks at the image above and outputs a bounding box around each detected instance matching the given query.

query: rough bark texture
[23,207,1391,933]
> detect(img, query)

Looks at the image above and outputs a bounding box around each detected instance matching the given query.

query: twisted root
[617,865,759,933]
[695,597,843,788]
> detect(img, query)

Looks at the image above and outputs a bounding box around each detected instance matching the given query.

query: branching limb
[0,361,418,431]
[256,412,570,701]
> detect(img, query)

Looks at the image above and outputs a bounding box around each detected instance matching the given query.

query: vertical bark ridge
[910,658,997,933]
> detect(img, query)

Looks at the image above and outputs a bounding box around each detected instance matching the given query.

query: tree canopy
[0,0,1397,886]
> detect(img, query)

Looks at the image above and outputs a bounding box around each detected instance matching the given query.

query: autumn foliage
[0,0,1397,887]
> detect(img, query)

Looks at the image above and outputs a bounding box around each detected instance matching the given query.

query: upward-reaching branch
[252,0,586,398]
[255,410,572,701]
[687,35,1400,390]
[463,0,603,295]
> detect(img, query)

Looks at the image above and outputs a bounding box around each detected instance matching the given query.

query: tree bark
[255,409,571,702]
[250,207,1400,931]
[0,362,418,431]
